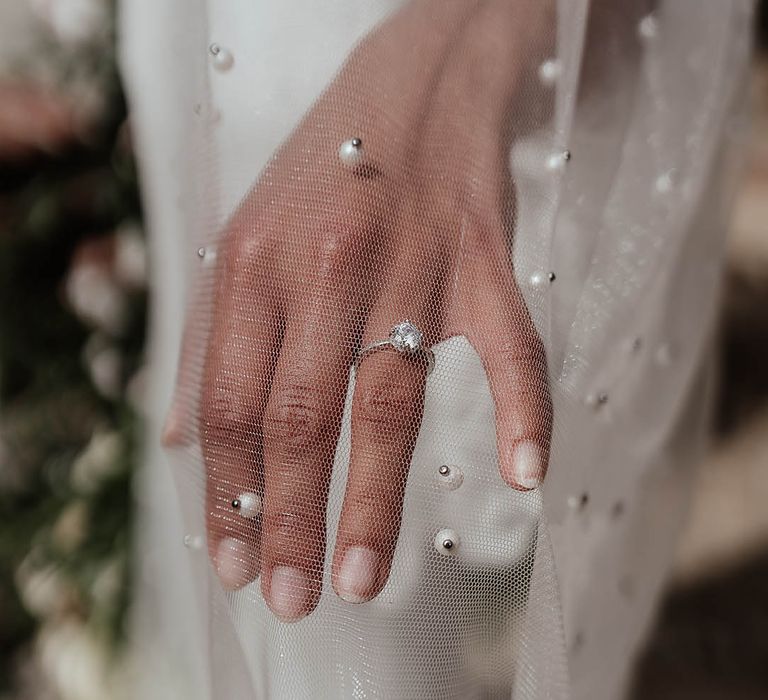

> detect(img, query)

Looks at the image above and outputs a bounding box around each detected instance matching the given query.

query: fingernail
[511,440,543,490]
[337,547,379,604]
[216,537,252,590]
[269,566,310,622]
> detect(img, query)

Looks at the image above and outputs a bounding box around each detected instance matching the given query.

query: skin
[165,0,554,622]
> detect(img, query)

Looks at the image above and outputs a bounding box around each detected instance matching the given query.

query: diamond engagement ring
[354,320,435,375]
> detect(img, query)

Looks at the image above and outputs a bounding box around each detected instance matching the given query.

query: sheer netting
[120,1,754,698]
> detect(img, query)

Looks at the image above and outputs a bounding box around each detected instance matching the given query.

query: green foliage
[0,51,143,694]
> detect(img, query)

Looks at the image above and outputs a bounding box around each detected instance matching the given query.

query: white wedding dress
[120,1,754,698]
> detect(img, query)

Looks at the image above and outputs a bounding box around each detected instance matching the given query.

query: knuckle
[266,507,324,557]
[495,338,546,369]
[347,487,386,518]
[313,230,360,287]
[318,232,352,270]
[356,379,416,433]
[269,509,303,541]
[226,229,276,275]
[263,383,328,450]
[339,488,401,547]
[202,379,258,441]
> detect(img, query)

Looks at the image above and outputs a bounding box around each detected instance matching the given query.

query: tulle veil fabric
[120,1,753,698]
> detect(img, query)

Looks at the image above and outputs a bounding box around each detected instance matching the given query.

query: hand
[166,0,553,622]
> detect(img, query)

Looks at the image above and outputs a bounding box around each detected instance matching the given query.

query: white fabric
[120,1,754,698]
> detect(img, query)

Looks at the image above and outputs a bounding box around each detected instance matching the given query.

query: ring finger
[332,259,443,604]
[259,300,356,621]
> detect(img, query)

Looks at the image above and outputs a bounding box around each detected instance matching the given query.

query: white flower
[65,261,127,334]
[52,500,89,553]
[87,345,122,399]
[16,560,69,618]
[82,333,122,398]
[114,223,147,289]
[29,0,109,45]
[38,620,111,700]
[91,557,123,608]
[126,364,148,412]
[70,429,123,493]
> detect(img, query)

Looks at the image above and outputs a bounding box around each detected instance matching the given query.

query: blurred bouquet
[0,1,144,698]
[28,0,109,46]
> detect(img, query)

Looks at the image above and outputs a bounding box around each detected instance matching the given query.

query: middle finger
[259,300,355,622]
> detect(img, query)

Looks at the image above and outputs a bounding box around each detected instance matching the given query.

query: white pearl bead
[198,244,217,266]
[529,271,555,289]
[638,14,659,41]
[530,271,547,288]
[655,171,674,194]
[546,150,570,172]
[437,465,463,491]
[210,44,234,72]
[585,392,608,410]
[339,138,364,168]
[538,59,561,86]
[567,493,589,511]
[235,492,262,519]
[183,534,203,550]
[434,528,459,556]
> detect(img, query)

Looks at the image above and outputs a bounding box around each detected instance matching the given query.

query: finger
[201,235,281,590]
[259,306,354,622]
[332,280,439,604]
[163,304,206,448]
[464,262,552,491]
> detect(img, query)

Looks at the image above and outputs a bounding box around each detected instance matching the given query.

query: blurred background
[0,1,765,698]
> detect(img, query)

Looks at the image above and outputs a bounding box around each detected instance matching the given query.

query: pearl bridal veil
[120,1,753,698]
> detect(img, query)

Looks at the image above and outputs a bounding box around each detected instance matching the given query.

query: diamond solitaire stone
[354,319,435,375]
[389,320,423,353]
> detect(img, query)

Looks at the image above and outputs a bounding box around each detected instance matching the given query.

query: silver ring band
[354,320,435,375]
